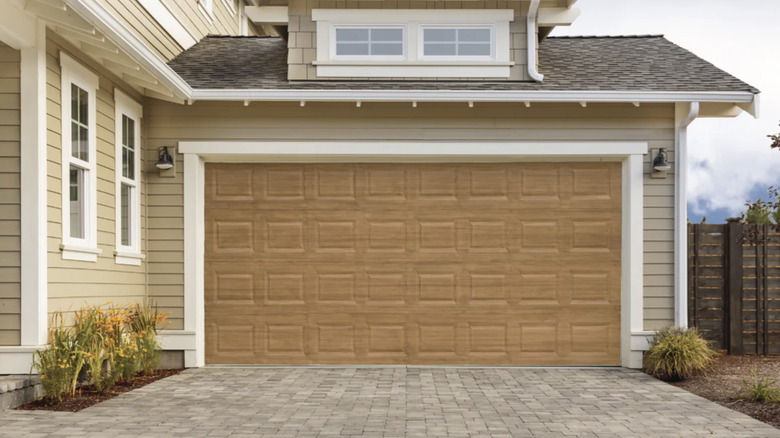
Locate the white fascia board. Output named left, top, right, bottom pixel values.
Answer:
left=538, top=7, right=581, bottom=26
left=63, top=0, right=192, bottom=99
left=188, top=89, right=757, bottom=104
left=312, top=9, right=514, bottom=22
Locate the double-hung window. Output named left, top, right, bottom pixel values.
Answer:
left=114, top=90, right=144, bottom=265
left=60, top=53, right=100, bottom=262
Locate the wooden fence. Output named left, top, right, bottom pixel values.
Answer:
left=688, top=221, right=780, bottom=355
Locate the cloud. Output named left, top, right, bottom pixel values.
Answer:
left=552, top=0, right=780, bottom=220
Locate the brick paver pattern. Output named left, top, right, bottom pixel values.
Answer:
left=0, top=367, right=777, bottom=437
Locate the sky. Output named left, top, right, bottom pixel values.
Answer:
left=550, top=0, right=780, bottom=223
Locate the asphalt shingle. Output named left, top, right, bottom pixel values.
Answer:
left=167, top=34, right=759, bottom=93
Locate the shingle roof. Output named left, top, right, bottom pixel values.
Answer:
left=167, top=35, right=759, bottom=93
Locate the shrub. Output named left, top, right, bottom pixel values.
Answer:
left=128, top=302, right=168, bottom=375
left=644, top=326, right=716, bottom=381
left=743, top=370, right=780, bottom=402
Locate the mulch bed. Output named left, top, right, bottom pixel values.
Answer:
left=16, top=369, right=183, bottom=412
left=669, top=355, right=780, bottom=428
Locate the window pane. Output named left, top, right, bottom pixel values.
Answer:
left=371, top=28, right=402, bottom=42
left=78, top=87, right=88, bottom=125
left=69, top=166, right=84, bottom=239
left=120, top=183, right=131, bottom=246
left=371, top=42, right=403, bottom=56
left=458, top=43, right=491, bottom=56
left=424, top=43, right=457, bottom=56
left=458, top=28, right=490, bottom=42
left=424, top=29, right=457, bottom=42
left=78, top=126, right=88, bottom=161
left=71, top=84, right=79, bottom=125
left=336, top=28, right=369, bottom=42
left=71, top=121, right=80, bottom=159
left=336, top=43, right=369, bottom=56
left=126, top=117, right=135, bottom=152
left=122, top=115, right=136, bottom=180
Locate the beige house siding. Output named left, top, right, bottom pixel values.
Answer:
left=144, top=100, right=677, bottom=331
left=0, top=42, right=21, bottom=346
left=97, top=0, right=245, bottom=62
left=288, top=0, right=529, bottom=81
left=46, top=31, right=148, bottom=319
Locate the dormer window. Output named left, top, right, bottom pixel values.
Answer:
left=335, top=27, right=405, bottom=58
left=312, top=9, right=513, bottom=78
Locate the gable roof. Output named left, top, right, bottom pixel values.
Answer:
left=167, top=35, right=758, bottom=94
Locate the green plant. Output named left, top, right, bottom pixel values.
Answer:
left=128, top=302, right=168, bottom=375
left=742, top=370, right=780, bottom=402
left=644, top=326, right=716, bottom=381
left=741, top=186, right=780, bottom=225
left=32, top=313, right=86, bottom=402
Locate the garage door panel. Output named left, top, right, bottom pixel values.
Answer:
left=205, top=162, right=622, bottom=365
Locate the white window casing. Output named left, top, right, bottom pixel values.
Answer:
left=199, top=0, right=214, bottom=22
left=138, top=0, right=197, bottom=49
left=114, top=88, right=145, bottom=266
left=312, top=9, right=513, bottom=78
left=220, top=0, right=236, bottom=15
left=59, top=52, right=101, bottom=262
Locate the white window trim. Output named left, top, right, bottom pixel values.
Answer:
left=60, top=52, right=101, bottom=262
left=199, top=0, right=214, bottom=22
left=220, top=0, right=236, bottom=15
left=114, top=88, right=144, bottom=265
left=138, top=0, right=197, bottom=49
left=331, top=25, right=407, bottom=62
left=312, top=9, right=513, bottom=78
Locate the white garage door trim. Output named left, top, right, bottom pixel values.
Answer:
left=164, top=141, right=648, bottom=368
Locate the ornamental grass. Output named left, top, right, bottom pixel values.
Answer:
left=32, top=302, right=168, bottom=402
left=644, top=326, right=716, bottom=382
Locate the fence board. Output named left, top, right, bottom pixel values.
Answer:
left=689, top=222, right=780, bottom=354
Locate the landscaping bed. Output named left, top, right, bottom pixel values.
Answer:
left=670, top=355, right=780, bottom=428
left=16, top=369, right=183, bottom=412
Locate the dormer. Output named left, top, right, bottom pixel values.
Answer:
left=245, top=0, right=581, bottom=82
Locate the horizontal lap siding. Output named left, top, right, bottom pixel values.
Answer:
left=98, top=0, right=243, bottom=62
left=144, top=101, right=677, bottom=331
left=0, top=42, right=20, bottom=346
left=46, top=32, right=148, bottom=320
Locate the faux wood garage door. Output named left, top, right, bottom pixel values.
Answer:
left=205, top=162, right=622, bottom=365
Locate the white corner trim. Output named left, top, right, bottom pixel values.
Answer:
left=180, top=141, right=647, bottom=368
left=159, top=330, right=197, bottom=350
left=621, top=154, right=644, bottom=368
left=0, top=346, right=44, bottom=374
left=631, top=331, right=656, bottom=351
left=137, top=0, right=197, bottom=49
left=183, top=154, right=205, bottom=368
left=178, top=141, right=649, bottom=159
left=20, top=20, right=48, bottom=347
left=527, top=0, right=544, bottom=82
left=674, top=102, right=699, bottom=328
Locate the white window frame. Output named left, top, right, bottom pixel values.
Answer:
left=60, top=52, right=101, bottom=262
left=198, top=0, right=214, bottom=22
left=331, top=25, right=407, bottom=61
left=312, top=9, right=513, bottom=78
left=114, top=89, right=145, bottom=266
left=418, top=25, right=495, bottom=61
left=220, top=0, right=236, bottom=15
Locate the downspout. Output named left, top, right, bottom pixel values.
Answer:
left=675, top=102, right=699, bottom=328
left=527, top=0, right=544, bottom=82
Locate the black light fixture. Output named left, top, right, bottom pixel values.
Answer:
left=156, top=146, right=174, bottom=170
left=653, top=148, right=671, bottom=172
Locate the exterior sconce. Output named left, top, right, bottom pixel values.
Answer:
left=156, top=146, right=175, bottom=177
left=651, top=148, right=671, bottom=179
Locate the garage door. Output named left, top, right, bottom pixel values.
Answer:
left=205, top=162, right=622, bottom=365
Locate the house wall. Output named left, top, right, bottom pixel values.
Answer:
left=96, top=0, right=247, bottom=62
left=45, top=31, right=148, bottom=320
left=0, top=42, right=21, bottom=346
left=288, top=0, right=530, bottom=81
left=143, top=100, right=677, bottom=331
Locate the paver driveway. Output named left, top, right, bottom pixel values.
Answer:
left=1, top=367, right=777, bottom=437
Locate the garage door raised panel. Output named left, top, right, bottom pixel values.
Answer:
left=205, top=162, right=622, bottom=365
